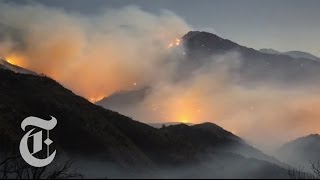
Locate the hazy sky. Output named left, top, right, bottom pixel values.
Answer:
left=7, top=0, right=320, bottom=56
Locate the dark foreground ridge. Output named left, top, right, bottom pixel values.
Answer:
left=0, top=67, right=289, bottom=178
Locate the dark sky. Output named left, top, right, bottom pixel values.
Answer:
left=7, top=0, right=320, bottom=56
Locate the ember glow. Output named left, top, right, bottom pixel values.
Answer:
left=89, top=96, right=105, bottom=103
left=168, top=38, right=182, bottom=48
left=179, top=118, right=189, bottom=124
left=4, top=54, right=26, bottom=67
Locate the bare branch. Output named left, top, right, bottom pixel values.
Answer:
left=0, top=154, right=83, bottom=179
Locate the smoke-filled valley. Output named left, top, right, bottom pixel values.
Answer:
left=1, top=1, right=320, bottom=179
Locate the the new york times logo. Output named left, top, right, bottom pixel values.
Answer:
left=19, top=116, right=57, bottom=167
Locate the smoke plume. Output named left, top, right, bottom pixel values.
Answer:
left=0, top=2, right=191, bottom=101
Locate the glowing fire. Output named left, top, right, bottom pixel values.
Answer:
left=168, top=38, right=182, bottom=48
left=175, top=39, right=181, bottom=46
left=179, top=115, right=190, bottom=124
left=89, top=96, right=105, bottom=103
left=161, top=96, right=205, bottom=124
left=4, top=54, right=26, bottom=67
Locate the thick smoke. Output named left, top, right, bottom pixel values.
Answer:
left=0, top=2, right=191, bottom=101
left=1, top=2, right=320, bottom=152
left=113, top=51, right=320, bottom=151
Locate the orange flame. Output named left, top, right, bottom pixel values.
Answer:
left=4, top=54, right=26, bottom=67
left=168, top=38, right=182, bottom=48
left=89, top=96, right=105, bottom=103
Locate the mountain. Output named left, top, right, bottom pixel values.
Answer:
left=96, top=87, right=150, bottom=111
left=161, top=123, right=285, bottom=167
left=0, top=58, right=36, bottom=75
left=0, top=68, right=155, bottom=168
left=0, top=67, right=289, bottom=178
left=148, top=122, right=193, bottom=128
left=260, top=49, right=320, bottom=61
left=284, top=51, right=320, bottom=61
left=276, top=134, right=320, bottom=170
left=182, top=31, right=320, bottom=84
left=97, top=31, right=320, bottom=121
left=259, top=48, right=282, bottom=55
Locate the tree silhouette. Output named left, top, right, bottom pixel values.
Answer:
left=289, top=161, right=320, bottom=179
left=0, top=153, right=83, bottom=179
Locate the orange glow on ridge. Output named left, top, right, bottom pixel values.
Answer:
left=89, top=96, right=105, bottom=103
left=4, top=54, right=27, bottom=67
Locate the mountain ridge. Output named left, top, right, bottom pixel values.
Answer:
left=0, top=59, right=37, bottom=75
left=260, top=48, right=320, bottom=61
left=0, top=67, right=289, bottom=178
left=97, top=31, right=320, bottom=126
left=276, top=134, right=320, bottom=170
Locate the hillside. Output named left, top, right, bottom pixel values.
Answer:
left=0, top=59, right=36, bottom=75
left=260, top=49, right=320, bottom=61
left=96, top=87, right=150, bottom=111
left=181, top=31, right=320, bottom=84
left=276, top=134, right=320, bottom=170
left=161, top=123, right=284, bottom=167
left=0, top=67, right=289, bottom=178
left=98, top=31, right=320, bottom=114
left=0, top=68, right=155, bottom=168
